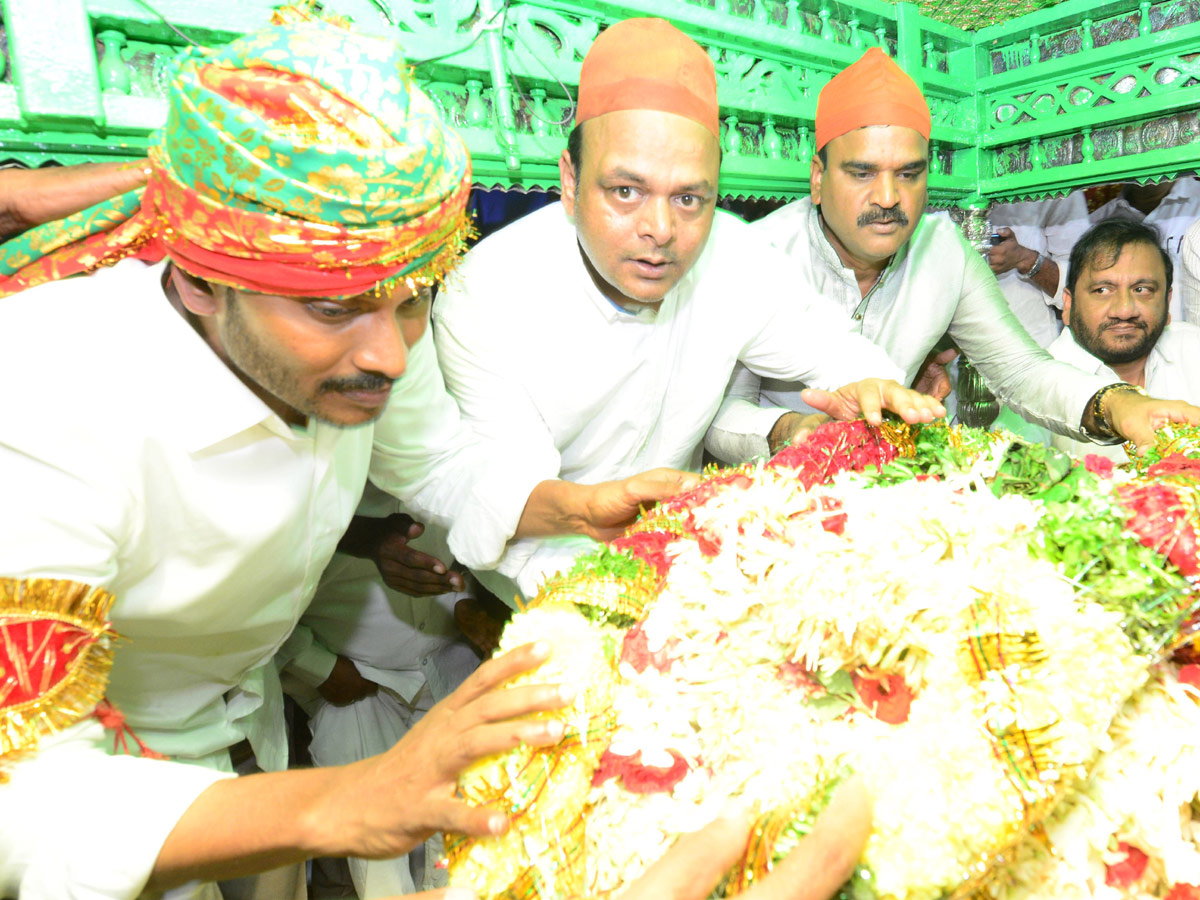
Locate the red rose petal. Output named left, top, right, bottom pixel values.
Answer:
left=852, top=672, right=913, bottom=724
left=1105, top=843, right=1149, bottom=888
left=591, top=748, right=689, bottom=794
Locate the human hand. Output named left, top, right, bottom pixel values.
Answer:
left=1107, top=392, right=1200, bottom=453
left=801, top=379, right=946, bottom=427
left=314, top=642, right=571, bottom=861
left=0, top=161, right=150, bottom=239
left=383, top=774, right=871, bottom=900
left=985, top=227, right=1038, bottom=275
left=454, top=595, right=508, bottom=658
left=341, top=513, right=464, bottom=596
left=579, top=469, right=702, bottom=542
left=768, top=412, right=832, bottom=455
left=317, top=655, right=379, bottom=707
left=910, top=348, right=959, bottom=401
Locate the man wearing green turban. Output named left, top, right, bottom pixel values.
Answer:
left=0, top=13, right=709, bottom=898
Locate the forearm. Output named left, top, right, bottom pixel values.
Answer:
left=513, top=479, right=596, bottom=541
left=1030, top=257, right=1060, bottom=299
left=151, top=767, right=343, bottom=891
left=0, top=161, right=148, bottom=238
left=335, top=514, right=381, bottom=559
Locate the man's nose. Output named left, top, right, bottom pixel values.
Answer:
left=869, top=174, right=899, bottom=210
left=355, top=314, right=409, bottom=380
left=637, top=197, right=673, bottom=245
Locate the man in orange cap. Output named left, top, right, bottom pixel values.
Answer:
left=434, top=18, right=946, bottom=600
left=707, top=47, right=1200, bottom=463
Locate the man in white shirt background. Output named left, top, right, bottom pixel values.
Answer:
left=1049, top=219, right=1200, bottom=462
left=709, top=46, right=1200, bottom=467
left=432, top=17, right=947, bottom=601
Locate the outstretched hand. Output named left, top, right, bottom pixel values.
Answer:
left=315, top=641, right=572, bottom=861
left=1108, top=392, right=1200, bottom=453
left=802, top=378, right=946, bottom=427
left=580, top=468, right=703, bottom=542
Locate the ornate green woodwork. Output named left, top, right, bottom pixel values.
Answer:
left=0, top=0, right=1195, bottom=206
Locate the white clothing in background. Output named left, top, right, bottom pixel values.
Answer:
left=988, top=191, right=1090, bottom=346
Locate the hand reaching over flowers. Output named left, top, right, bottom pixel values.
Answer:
left=801, top=378, right=946, bottom=427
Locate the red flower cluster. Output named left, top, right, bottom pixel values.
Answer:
left=657, top=471, right=753, bottom=517
left=591, top=747, right=690, bottom=794
left=767, top=421, right=900, bottom=490
left=1149, top=455, right=1200, bottom=479
left=852, top=672, right=913, bottom=724
left=1116, top=481, right=1200, bottom=576
left=1105, top=842, right=1148, bottom=888
left=621, top=621, right=677, bottom=674
left=1084, top=454, right=1115, bottom=478
left=609, top=531, right=678, bottom=580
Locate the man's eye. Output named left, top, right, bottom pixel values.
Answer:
left=678, top=194, right=698, bottom=208
left=310, top=303, right=353, bottom=319
left=614, top=186, right=637, bottom=200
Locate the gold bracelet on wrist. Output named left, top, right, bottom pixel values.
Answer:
left=1087, top=383, right=1146, bottom=442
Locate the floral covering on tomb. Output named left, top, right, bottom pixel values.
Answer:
left=446, top=421, right=1200, bottom=900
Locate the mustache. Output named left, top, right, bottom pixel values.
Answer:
left=320, top=374, right=394, bottom=394
left=858, top=206, right=909, bottom=227
left=1101, top=319, right=1147, bottom=332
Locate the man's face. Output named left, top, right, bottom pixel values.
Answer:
left=559, top=109, right=720, bottom=307
left=209, top=280, right=431, bottom=427
left=811, top=125, right=928, bottom=268
left=1064, top=241, right=1170, bottom=367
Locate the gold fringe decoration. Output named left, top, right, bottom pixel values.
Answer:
left=0, top=578, right=117, bottom=781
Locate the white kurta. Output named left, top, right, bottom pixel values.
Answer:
left=1046, top=324, right=1200, bottom=462
left=1090, top=177, right=1200, bottom=325
left=433, top=202, right=905, bottom=596
left=1183, top=219, right=1200, bottom=327
left=988, top=192, right=1090, bottom=346
left=710, top=198, right=1113, bottom=458
left=0, top=259, right=529, bottom=899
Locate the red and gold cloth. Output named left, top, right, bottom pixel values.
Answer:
left=0, top=579, right=116, bottom=781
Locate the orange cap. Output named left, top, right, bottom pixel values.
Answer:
left=815, top=48, right=931, bottom=151
left=575, top=18, right=719, bottom=138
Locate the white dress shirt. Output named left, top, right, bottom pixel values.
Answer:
left=710, top=198, right=1113, bottom=457
left=1046, top=323, right=1200, bottom=462
left=0, top=258, right=531, bottom=899
left=1090, top=177, right=1200, bottom=325
left=433, top=202, right=905, bottom=595
left=1183, top=219, right=1200, bottom=327
left=988, top=192, right=1090, bottom=345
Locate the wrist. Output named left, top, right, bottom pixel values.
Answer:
left=1083, top=383, right=1146, bottom=442
left=1018, top=250, right=1045, bottom=280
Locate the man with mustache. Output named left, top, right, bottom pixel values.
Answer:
left=1047, top=219, right=1200, bottom=462
left=432, top=18, right=946, bottom=600
left=0, top=15, right=750, bottom=898
left=706, top=48, right=1200, bottom=464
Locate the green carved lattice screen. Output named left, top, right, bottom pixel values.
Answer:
left=0, top=0, right=1195, bottom=207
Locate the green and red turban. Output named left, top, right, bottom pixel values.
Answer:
left=0, top=13, right=472, bottom=298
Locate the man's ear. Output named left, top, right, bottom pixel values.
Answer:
left=558, top=149, right=577, bottom=220
left=1061, top=289, right=1073, bottom=328
left=810, top=152, right=824, bottom=205
left=170, top=267, right=220, bottom=317
left=1167, top=288, right=1173, bottom=325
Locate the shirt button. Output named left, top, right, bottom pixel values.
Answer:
left=854, top=314, right=863, bottom=320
